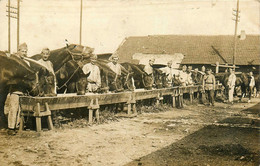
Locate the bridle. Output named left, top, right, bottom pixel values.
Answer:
left=26, top=72, right=40, bottom=96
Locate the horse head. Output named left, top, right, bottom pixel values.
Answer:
left=142, top=72, right=154, bottom=90
left=121, top=64, right=135, bottom=91
left=153, top=69, right=164, bottom=89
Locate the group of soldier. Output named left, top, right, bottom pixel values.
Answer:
left=3, top=43, right=256, bottom=135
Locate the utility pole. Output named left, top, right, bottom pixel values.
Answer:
left=232, top=0, right=240, bottom=65
left=7, top=0, right=11, bottom=52
left=6, top=0, right=19, bottom=52
left=17, top=0, right=20, bottom=51
left=79, top=0, right=83, bottom=45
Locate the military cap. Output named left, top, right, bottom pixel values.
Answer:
left=90, top=54, right=97, bottom=60
left=41, top=47, right=50, bottom=54
left=149, top=58, right=155, bottom=62
left=18, top=43, right=28, bottom=50
left=111, top=54, right=119, bottom=60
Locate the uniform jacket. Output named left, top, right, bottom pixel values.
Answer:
left=82, top=63, right=101, bottom=87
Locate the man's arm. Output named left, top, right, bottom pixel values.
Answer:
left=213, top=75, right=216, bottom=90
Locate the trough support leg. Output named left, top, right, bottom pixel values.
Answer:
left=36, top=103, right=42, bottom=132
left=190, top=92, right=193, bottom=103
left=47, top=115, right=53, bottom=130
left=45, top=103, right=53, bottom=130
left=36, top=117, right=42, bottom=132
left=96, top=109, right=100, bottom=123
left=172, top=95, right=176, bottom=108
left=132, top=103, right=137, bottom=114
left=127, top=103, right=131, bottom=115
left=89, top=109, right=93, bottom=124
left=19, top=115, right=24, bottom=132
left=179, top=89, right=184, bottom=108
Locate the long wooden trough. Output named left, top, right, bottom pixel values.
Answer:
left=19, top=84, right=222, bottom=132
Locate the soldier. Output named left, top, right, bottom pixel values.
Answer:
left=82, top=54, right=101, bottom=93
left=248, top=71, right=255, bottom=103
left=198, top=66, right=207, bottom=104
left=203, top=68, right=216, bottom=106
left=179, top=65, right=188, bottom=86
left=161, top=60, right=174, bottom=87
left=144, top=58, right=155, bottom=75
left=187, top=66, right=193, bottom=85
left=4, top=43, right=30, bottom=135
left=191, top=68, right=199, bottom=85
left=228, top=68, right=236, bottom=104
left=13, top=42, right=30, bottom=66
left=107, top=54, right=122, bottom=76
left=37, top=47, right=57, bottom=94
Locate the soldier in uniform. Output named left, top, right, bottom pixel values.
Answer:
left=82, top=54, right=101, bottom=93
left=248, top=71, right=255, bottom=103
left=144, top=58, right=155, bottom=75
left=107, top=54, right=122, bottom=76
left=4, top=43, right=30, bottom=135
left=161, top=60, right=174, bottom=87
left=187, top=66, right=193, bottom=86
left=203, top=68, right=216, bottom=106
left=228, top=68, right=236, bottom=104
left=179, top=65, right=188, bottom=86
left=37, top=47, right=57, bottom=95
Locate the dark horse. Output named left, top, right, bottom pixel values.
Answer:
left=0, top=51, right=55, bottom=128
left=55, top=59, right=90, bottom=95
left=121, top=63, right=154, bottom=90
left=32, top=44, right=94, bottom=94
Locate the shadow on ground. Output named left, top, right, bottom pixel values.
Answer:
left=125, top=103, right=260, bottom=166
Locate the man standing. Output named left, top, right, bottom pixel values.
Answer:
left=179, top=65, right=188, bottom=86
left=248, top=71, right=255, bottom=103
left=161, top=60, right=174, bottom=87
left=203, top=68, right=216, bottom=106
left=82, top=54, right=101, bottom=93
left=4, top=43, right=30, bottom=135
left=191, top=68, right=199, bottom=85
left=144, top=58, right=155, bottom=75
left=228, top=68, right=236, bottom=104
left=107, top=54, right=122, bottom=76
left=187, top=66, right=193, bottom=86
left=37, top=47, right=57, bottom=95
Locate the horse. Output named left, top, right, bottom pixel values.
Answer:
left=31, top=44, right=94, bottom=71
left=0, top=51, right=55, bottom=128
left=121, top=63, right=154, bottom=90
left=55, top=59, right=90, bottom=95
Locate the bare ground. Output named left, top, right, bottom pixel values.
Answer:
left=0, top=97, right=259, bottom=166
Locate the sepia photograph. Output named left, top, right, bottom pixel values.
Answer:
left=0, top=0, right=259, bottom=165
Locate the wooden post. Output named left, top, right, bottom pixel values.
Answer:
left=127, top=103, right=131, bottom=115
left=190, top=89, right=193, bottom=103
left=45, top=103, right=53, bottom=130
left=79, top=0, right=83, bottom=45
left=17, top=0, right=20, bottom=51
left=179, top=88, right=184, bottom=108
left=8, top=0, right=11, bottom=53
left=172, top=94, right=176, bottom=108
left=216, top=61, right=219, bottom=73
left=233, top=0, right=240, bottom=65
left=96, top=109, right=100, bottom=123
left=19, top=115, right=24, bottom=132
left=132, top=103, right=137, bottom=114
left=89, top=109, right=93, bottom=123
left=36, top=103, right=42, bottom=132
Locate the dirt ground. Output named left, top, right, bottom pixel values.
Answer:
left=0, top=97, right=259, bottom=166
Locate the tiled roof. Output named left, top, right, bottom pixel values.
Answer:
left=116, top=35, right=260, bottom=65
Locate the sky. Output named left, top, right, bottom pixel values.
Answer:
left=0, top=0, right=259, bottom=56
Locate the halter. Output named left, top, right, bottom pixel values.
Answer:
left=26, top=72, right=40, bottom=96
left=66, top=49, right=84, bottom=62
left=57, top=65, right=80, bottom=91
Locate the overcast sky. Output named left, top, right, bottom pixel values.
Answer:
left=0, top=0, right=259, bottom=56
